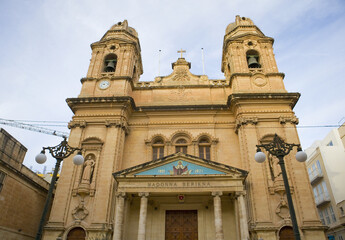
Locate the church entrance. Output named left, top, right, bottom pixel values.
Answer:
left=279, top=226, right=294, bottom=240
left=165, top=210, right=198, bottom=240
left=66, top=227, right=86, bottom=240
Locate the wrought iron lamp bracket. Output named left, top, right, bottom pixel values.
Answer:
left=256, top=134, right=300, bottom=158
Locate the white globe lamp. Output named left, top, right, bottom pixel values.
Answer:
left=254, top=151, right=266, bottom=163
left=35, top=151, right=47, bottom=164
left=73, top=152, right=84, bottom=165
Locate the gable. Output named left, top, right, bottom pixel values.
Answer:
left=113, top=152, right=248, bottom=179
left=135, top=160, right=226, bottom=176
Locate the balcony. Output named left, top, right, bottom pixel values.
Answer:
left=309, top=169, right=323, bottom=185
left=316, top=193, right=331, bottom=207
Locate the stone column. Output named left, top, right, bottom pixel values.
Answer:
left=113, top=192, right=126, bottom=240
left=212, top=191, right=224, bottom=240
left=137, top=192, right=149, bottom=240
left=237, top=192, right=249, bottom=240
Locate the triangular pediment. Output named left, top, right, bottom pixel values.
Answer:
left=113, top=152, right=247, bottom=179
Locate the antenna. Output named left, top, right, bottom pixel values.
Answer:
left=158, top=50, right=161, bottom=76
left=201, top=48, right=205, bottom=75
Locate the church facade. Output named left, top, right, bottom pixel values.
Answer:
left=43, top=16, right=326, bottom=240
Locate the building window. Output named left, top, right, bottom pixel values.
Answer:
left=327, top=141, right=333, bottom=146
left=340, top=207, right=344, bottom=216
left=246, top=50, right=261, bottom=68
left=175, top=138, right=187, bottom=154
left=198, top=138, right=211, bottom=160
left=324, top=208, right=331, bottom=224
left=322, top=181, right=329, bottom=198
left=329, top=206, right=336, bottom=222
left=152, top=139, right=164, bottom=160
left=316, top=160, right=321, bottom=171
left=0, top=171, right=5, bottom=193
left=104, top=54, right=117, bottom=72
left=319, top=210, right=325, bottom=225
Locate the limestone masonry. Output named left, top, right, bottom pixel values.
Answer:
left=43, top=16, right=326, bottom=240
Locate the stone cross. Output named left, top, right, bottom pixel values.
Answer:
left=177, top=49, right=186, bottom=58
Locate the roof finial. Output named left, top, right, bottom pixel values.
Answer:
left=177, top=49, right=186, bottom=58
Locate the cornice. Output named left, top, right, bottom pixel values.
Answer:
left=80, top=76, right=132, bottom=83
left=137, top=104, right=228, bottom=111
left=66, top=96, right=136, bottom=113
left=133, top=82, right=229, bottom=90
left=227, top=92, right=300, bottom=109
left=229, top=72, right=285, bottom=83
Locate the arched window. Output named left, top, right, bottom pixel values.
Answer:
left=67, top=227, right=86, bottom=240
left=246, top=50, right=261, bottom=68
left=152, top=138, right=164, bottom=160
left=198, top=138, right=211, bottom=160
left=104, top=54, right=117, bottom=72
left=175, top=138, right=187, bottom=154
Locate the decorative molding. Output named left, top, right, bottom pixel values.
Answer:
left=275, top=198, right=290, bottom=220
left=172, top=69, right=189, bottom=81
left=72, top=202, right=89, bottom=221
left=212, top=191, right=223, bottom=197
left=235, top=116, right=258, bottom=133
left=115, top=192, right=126, bottom=198
left=279, top=116, right=299, bottom=125
left=169, top=130, right=193, bottom=143
left=105, top=118, right=129, bottom=134
left=138, top=192, right=149, bottom=197
left=68, top=120, right=86, bottom=129
left=228, top=92, right=300, bottom=109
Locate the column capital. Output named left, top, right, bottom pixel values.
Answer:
left=138, top=192, right=149, bottom=198
left=235, top=191, right=246, bottom=197
left=212, top=191, right=223, bottom=197
left=115, top=192, right=126, bottom=198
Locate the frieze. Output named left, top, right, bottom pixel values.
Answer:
left=147, top=181, right=211, bottom=188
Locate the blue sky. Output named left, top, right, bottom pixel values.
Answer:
left=0, top=0, right=344, bottom=172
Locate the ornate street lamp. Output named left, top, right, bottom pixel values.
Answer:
left=34, top=137, right=84, bottom=240
left=255, top=134, right=307, bottom=240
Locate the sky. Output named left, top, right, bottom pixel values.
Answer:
left=0, top=0, right=344, bottom=173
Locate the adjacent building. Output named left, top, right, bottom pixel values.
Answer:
left=42, top=16, right=326, bottom=240
left=306, top=127, right=345, bottom=240
left=0, top=128, right=50, bottom=240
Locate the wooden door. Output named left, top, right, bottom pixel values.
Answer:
left=279, top=226, right=294, bottom=240
left=67, top=227, right=86, bottom=240
left=165, top=210, right=198, bottom=240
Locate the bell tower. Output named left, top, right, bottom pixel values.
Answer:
left=79, top=20, right=143, bottom=98
left=222, top=15, right=286, bottom=93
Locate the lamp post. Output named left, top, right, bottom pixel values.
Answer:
left=34, top=137, right=84, bottom=240
left=254, top=134, right=307, bottom=240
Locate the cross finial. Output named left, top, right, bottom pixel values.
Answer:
left=177, top=48, right=186, bottom=58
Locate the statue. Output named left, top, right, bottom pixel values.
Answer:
left=81, top=155, right=95, bottom=184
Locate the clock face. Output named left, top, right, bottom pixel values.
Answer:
left=99, top=80, right=110, bottom=89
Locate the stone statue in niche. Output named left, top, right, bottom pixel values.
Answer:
left=81, top=154, right=95, bottom=184
left=268, top=153, right=282, bottom=182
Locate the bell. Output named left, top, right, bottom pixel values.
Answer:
left=105, top=60, right=116, bottom=72
left=247, top=55, right=261, bottom=68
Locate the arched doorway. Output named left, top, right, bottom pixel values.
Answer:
left=279, top=226, right=294, bottom=240
left=67, top=227, right=86, bottom=240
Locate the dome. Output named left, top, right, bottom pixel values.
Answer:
left=109, top=20, right=138, bottom=37
left=225, top=15, right=255, bottom=35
